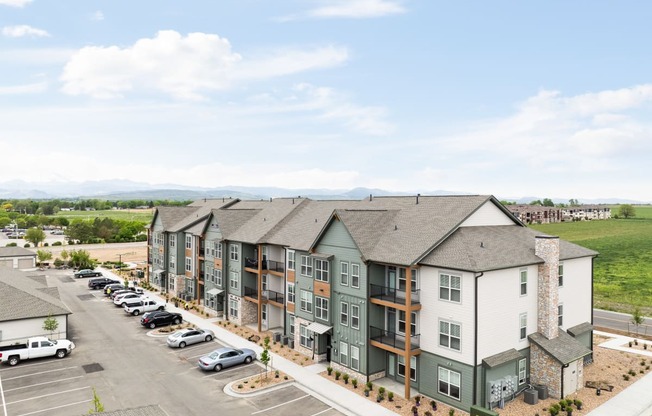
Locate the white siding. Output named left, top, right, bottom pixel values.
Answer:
left=460, top=201, right=515, bottom=227
left=477, top=267, right=538, bottom=362
left=558, top=257, right=593, bottom=330
left=419, top=266, right=475, bottom=365
left=0, top=315, right=68, bottom=346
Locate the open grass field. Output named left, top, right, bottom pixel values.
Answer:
left=530, top=205, right=652, bottom=316
left=54, top=208, right=154, bottom=223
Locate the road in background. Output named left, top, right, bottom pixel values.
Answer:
left=593, top=309, right=652, bottom=337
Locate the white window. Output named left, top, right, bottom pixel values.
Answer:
left=398, top=267, right=418, bottom=292
left=340, top=262, right=349, bottom=286
left=440, top=273, right=461, bottom=302
left=169, top=234, right=176, bottom=248
left=351, top=345, right=360, bottom=371
left=301, top=255, right=313, bottom=277
left=287, top=283, right=295, bottom=304
left=520, top=269, right=527, bottom=296
left=558, top=263, right=564, bottom=287
left=351, top=263, right=360, bottom=288
left=289, top=315, right=295, bottom=335
left=399, top=310, right=417, bottom=335
left=518, top=358, right=527, bottom=384
left=216, top=242, right=222, bottom=259
left=351, top=304, right=360, bottom=329
left=519, top=313, right=527, bottom=340
left=439, top=320, right=461, bottom=351
left=340, top=302, right=348, bottom=326
left=214, top=269, right=222, bottom=286
left=230, top=244, right=239, bottom=261
left=300, top=324, right=312, bottom=348
left=315, top=259, right=329, bottom=282
left=185, top=234, right=192, bottom=249
left=315, top=296, right=329, bottom=320
left=205, top=241, right=212, bottom=257
left=185, top=257, right=192, bottom=272
left=169, top=255, right=176, bottom=270
left=558, top=304, right=563, bottom=326
left=398, top=355, right=416, bottom=381
left=300, top=290, right=313, bottom=313
left=287, top=250, right=295, bottom=271
left=229, top=299, right=238, bottom=318
left=438, top=367, right=461, bottom=400
left=230, top=271, right=239, bottom=290
left=340, top=341, right=348, bottom=365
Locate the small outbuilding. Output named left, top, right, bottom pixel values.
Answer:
left=0, top=246, right=37, bottom=269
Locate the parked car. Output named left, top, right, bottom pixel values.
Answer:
left=113, top=292, right=146, bottom=307
left=140, top=311, right=182, bottom=329
left=0, top=337, right=75, bottom=366
left=103, top=283, right=126, bottom=295
left=197, top=347, right=256, bottom=372
left=166, top=328, right=215, bottom=348
left=124, top=299, right=165, bottom=316
left=74, top=269, right=102, bottom=278
left=88, top=277, right=120, bottom=290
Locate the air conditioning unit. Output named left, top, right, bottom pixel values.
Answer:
left=288, top=339, right=294, bottom=349
left=282, top=336, right=289, bottom=345
left=273, top=332, right=281, bottom=342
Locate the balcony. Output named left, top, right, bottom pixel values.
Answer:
left=244, top=286, right=285, bottom=305
left=245, top=257, right=260, bottom=269
left=370, top=326, right=420, bottom=351
left=244, top=258, right=285, bottom=273
left=370, top=284, right=420, bottom=305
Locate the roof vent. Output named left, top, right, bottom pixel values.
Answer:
left=394, top=225, right=398, bottom=230
left=480, top=242, right=484, bottom=248
left=370, top=194, right=373, bottom=202
left=416, top=193, right=420, bottom=205
left=315, top=219, right=318, bottom=223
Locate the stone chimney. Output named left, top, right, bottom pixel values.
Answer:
left=535, top=235, right=560, bottom=339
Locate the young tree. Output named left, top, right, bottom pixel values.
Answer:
left=88, top=388, right=105, bottom=413
left=618, top=204, right=636, bottom=219
left=61, top=249, right=70, bottom=267
left=37, top=249, right=53, bottom=266
left=631, top=307, right=644, bottom=337
left=69, top=249, right=95, bottom=270
left=43, top=313, right=59, bottom=337
left=260, top=336, right=271, bottom=379
left=25, top=227, right=46, bottom=247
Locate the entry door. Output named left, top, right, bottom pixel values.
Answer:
left=563, top=360, right=578, bottom=396
left=387, top=308, right=397, bottom=334
left=388, top=353, right=395, bottom=377
left=388, top=267, right=397, bottom=293
left=261, top=304, right=268, bottom=327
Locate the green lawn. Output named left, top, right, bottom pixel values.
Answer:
left=530, top=206, right=652, bottom=315
left=54, top=209, right=153, bottom=223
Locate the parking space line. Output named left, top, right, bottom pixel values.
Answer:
left=1, top=373, right=8, bottom=416
left=200, top=366, right=254, bottom=378
left=251, top=394, right=310, bottom=414
left=15, top=399, right=92, bottom=416
left=310, top=408, right=333, bottom=416
left=3, top=367, right=78, bottom=381
left=0, top=358, right=72, bottom=372
left=5, top=376, right=84, bottom=392
left=6, top=386, right=89, bottom=405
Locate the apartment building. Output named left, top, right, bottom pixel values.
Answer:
left=147, top=195, right=596, bottom=412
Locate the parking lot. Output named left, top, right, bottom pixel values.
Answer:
left=0, top=269, right=345, bottom=416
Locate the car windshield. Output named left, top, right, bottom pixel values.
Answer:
left=170, top=331, right=183, bottom=338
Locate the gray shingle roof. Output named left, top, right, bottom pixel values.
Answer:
left=167, top=199, right=237, bottom=232
left=567, top=322, right=593, bottom=337
left=0, top=269, right=72, bottom=322
left=0, top=246, right=36, bottom=258
left=482, top=348, right=525, bottom=368
left=420, top=225, right=598, bottom=272
left=153, top=206, right=198, bottom=229
left=222, top=198, right=307, bottom=244
left=528, top=330, right=592, bottom=365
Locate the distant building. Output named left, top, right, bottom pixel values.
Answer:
left=0, top=247, right=36, bottom=269
left=507, top=205, right=612, bottom=224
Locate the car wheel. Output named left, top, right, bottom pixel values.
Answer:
left=121, top=302, right=127, bottom=307
left=214, top=364, right=222, bottom=372
left=133, top=310, right=140, bottom=316
left=149, top=322, right=156, bottom=329
left=179, top=342, right=186, bottom=348
left=8, top=356, right=19, bottom=366
left=158, top=306, right=164, bottom=311
left=173, top=318, right=181, bottom=325
left=205, top=335, right=212, bottom=342
left=56, top=349, right=66, bottom=359
left=245, top=356, right=253, bottom=364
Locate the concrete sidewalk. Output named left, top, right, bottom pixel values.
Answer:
left=140, top=289, right=398, bottom=416
left=586, top=331, right=652, bottom=416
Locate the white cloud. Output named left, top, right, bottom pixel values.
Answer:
left=0, top=0, right=32, bottom=7
left=0, top=48, right=75, bottom=64
left=0, top=81, right=47, bottom=94
left=2, top=25, right=50, bottom=38
left=91, top=10, right=104, bottom=21
left=279, top=0, right=405, bottom=20
left=60, top=30, right=347, bottom=100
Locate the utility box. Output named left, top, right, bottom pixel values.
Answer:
left=273, top=332, right=281, bottom=342
left=535, top=384, right=549, bottom=400
left=282, top=336, right=289, bottom=345
left=524, top=389, right=538, bottom=405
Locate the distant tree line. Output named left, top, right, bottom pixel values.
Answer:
left=0, top=198, right=191, bottom=215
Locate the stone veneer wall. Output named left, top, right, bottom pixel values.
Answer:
left=530, top=343, right=561, bottom=398
left=239, top=297, right=258, bottom=326
left=331, top=362, right=368, bottom=383
left=535, top=236, right=560, bottom=340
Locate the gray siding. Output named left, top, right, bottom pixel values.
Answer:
left=295, top=250, right=315, bottom=322
left=420, top=350, right=475, bottom=411
left=228, top=242, right=242, bottom=297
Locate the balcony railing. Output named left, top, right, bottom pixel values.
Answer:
left=244, top=286, right=285, bottom=304
left=244, top=258, right=285, bottom=273
left=370, top=326, right=420, bottom=350
left=370, top=284, right=420, bottom=305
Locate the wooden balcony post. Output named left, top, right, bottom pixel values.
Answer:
left=257, top=244, right=263, bottom=333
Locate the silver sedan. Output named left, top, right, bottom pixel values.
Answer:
left=197, top=347, right=256, bottom=372
left=166, top=328, right=215, bottom=348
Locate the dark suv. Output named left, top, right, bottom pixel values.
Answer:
left=140, top=311, right=182, bottom=329
left=88, top=277, right=120, bottom=290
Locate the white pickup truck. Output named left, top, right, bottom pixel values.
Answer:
left=0, top=337, right=75, bottom=366
left=124, top=299, right=166, bottom=316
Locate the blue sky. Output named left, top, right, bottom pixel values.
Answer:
left=1, top=0, right=650, bottom=202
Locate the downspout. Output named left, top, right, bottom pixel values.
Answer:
left=590, top=256, right=595, bottom=353
left=365, top=262, right=371, bottom=381
left=404, top=266, right=413, bottom=400
left=257, top=244, right=263, bottom=333
left=473, top=271, right=484, bottom=406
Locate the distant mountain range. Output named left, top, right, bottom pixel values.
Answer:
left=0, top=179, right=645, bottom=204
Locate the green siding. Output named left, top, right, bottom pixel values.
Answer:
left=574, top=331, right=591, bottom=349
left=228, top=242, right=242, bottom=297
left=295, top=250, right=315, bottom=322
left=419, top=351, right=475, bottom=411
left=333, top=293, right=367, bottom=372
left=480, top=348, right=529, bottom=408
left=319, top=219, right=357, bottom=249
